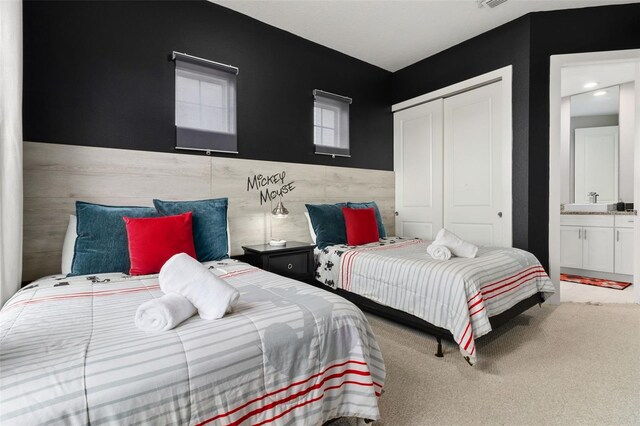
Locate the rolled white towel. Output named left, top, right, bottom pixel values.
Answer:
left=433, top=228, right=478, bottom=258
left=135, top=293, right=196, bottom=332
left=159, top=253, right=240, bottom=320
left=427, top=244, right=452, bottom=261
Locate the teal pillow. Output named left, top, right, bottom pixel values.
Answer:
left=305, top=203, right=347, bottom=249
left=347, top=201, right=386, bottom=238
left=153, top=198, right=229, bottom=262
left=70, top=201, right=157, bottom=276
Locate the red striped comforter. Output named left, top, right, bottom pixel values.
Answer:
left=316, top=238, right=555, bottom=364
left=1, top=260, right=385, bottom=425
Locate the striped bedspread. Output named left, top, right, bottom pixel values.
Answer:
left=0, top=260, right=385, bottom=425
left=316, top=238, right=555, bottom=364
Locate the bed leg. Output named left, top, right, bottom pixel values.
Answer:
left=435, top=337, right=444, bottom=358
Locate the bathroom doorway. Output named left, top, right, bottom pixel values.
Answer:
left=549, top=50, right=640, bottom=305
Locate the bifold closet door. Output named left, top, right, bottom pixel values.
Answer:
left=394, top=99, right=444, bottom=239
left=443, top=81, right=508, bottom=247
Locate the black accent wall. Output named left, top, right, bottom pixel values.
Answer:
left=22, top=0, right=393, bottom=170
left=393, top=15, right=532, bottom=253
left=393, top=3, right=640, bottom=269
left=23, top=1, right=640, bottom=269
left=525, top=4, right=640, bottom=270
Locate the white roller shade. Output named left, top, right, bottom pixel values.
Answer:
left=173, top=52, right=238, bottom=153
left=313, top=90, right=351, bottom=157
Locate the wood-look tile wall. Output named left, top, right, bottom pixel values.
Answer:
left=23, top=142, right=395, bottom=281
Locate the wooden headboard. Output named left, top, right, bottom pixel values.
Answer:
left=23, top=142, right=395, bottom=281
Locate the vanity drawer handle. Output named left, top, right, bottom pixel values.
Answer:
left=617, top=231, right=619, bottom=242
left=578, top=229, right=581, bottom=239
left=287, top=263, right=293, bottom=270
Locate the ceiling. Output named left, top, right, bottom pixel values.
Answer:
left=561, top=61, right=637, bottom=97
left=211, top=0, right=637, bottom=72
left=570, top=85, right=620, bottom=117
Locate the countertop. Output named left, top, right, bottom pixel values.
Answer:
left=560, top=210, right=636, bottom=216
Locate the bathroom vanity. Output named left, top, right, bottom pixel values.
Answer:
left=559, top=83, right=636, bottom=282
left=560, top=211, right=635, bottom=280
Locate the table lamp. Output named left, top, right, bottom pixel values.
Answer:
left=269, top=198, right=289, bottom=246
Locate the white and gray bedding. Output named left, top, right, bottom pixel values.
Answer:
left=0, top=260, right=385, bottom=425
left=316, top=238, right=555, bottom=364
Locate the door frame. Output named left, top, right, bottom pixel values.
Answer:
left=392, top=65, right=513, bottom=247
left=549, top=50, right=640, bottom=305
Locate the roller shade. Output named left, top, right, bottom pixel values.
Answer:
left=173, top=52, right=238, bottom=154
left=313, top=89, right=351, bottom=157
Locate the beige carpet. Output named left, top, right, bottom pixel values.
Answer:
left=333, top=303, right=640, bottom=426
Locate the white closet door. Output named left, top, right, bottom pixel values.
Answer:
left=443, top=81, right=509, bottom=247
left=394, top=99, right=444, bottom=239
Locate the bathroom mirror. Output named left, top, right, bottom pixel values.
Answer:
left=570, top=85, right=620, bottom=204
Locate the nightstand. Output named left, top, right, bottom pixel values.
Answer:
left=242, top=241, right=316, bottom=282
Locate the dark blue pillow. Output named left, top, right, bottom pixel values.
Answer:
left=70, top=201, right=157, bottom=276
left=347, top=201, right=386, bottom=238
left=305, top=203, right=347, bottom=249
left=153, top=198, right=229, bottom=262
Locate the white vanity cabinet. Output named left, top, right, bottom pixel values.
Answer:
left=560, top=214, right=633, bottom=276
left=560, top=223, right=614, bottom=273
left=560, top=226, right=583, bottom=268
left=582, top=227, right=614, bottom=272
left=614, top=216, right=635, bottom=275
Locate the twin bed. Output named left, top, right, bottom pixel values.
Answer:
left=315, top=238, right=554, bottom=364
left=1, top=261, right=384, bottom=425
left=1, top=199, right=554, bottom=425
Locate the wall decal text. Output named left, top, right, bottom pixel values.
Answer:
left=247, top=171, right=296, bottom=205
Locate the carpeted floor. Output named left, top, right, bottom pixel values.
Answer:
left=333, top=303, right=640, bottom=426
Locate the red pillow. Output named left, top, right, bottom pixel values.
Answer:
left=342, top=207, right=380, bottom=246
left=123, top=212, right=197, bottom=275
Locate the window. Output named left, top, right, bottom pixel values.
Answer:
left=173, top=52, right=238, bottom=153
left=313, top=90, right=351, bottom=157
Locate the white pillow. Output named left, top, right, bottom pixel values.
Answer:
left=304, top=212, right=317, bottom=244
left=61, top=215, right=77, bottom=275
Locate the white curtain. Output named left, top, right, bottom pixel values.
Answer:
left=0, top=0, right=23, bottom=305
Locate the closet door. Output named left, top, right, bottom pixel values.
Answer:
left=394, top=99, right=444, bottom=239
left=443, top=81, right=509, bottom=247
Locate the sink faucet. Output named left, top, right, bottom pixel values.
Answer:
left=587, top=192, right=599, bottom=204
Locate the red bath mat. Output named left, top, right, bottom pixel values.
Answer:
left=561, top=273, right=632, bottom=290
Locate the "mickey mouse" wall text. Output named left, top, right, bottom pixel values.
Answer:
left=246, top=171, right=296, bottom=205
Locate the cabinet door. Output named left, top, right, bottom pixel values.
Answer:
left=614, top=228, right=634, bottom=275
left=582, top=227, right=614, bottom=273
left=560, top=226, right=583, bottom=268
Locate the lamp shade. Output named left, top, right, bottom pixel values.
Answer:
left=271, top=200, right=289, bottom=218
